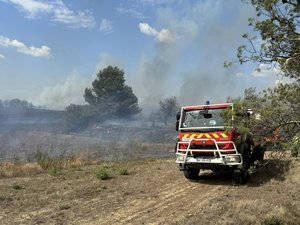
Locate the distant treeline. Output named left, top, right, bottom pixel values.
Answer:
left=0, top=98, right=34, bottom=110
left=0, top=98, right=65, bottom=131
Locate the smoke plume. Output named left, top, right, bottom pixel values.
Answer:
left=133, top=1, right=256, bottom=110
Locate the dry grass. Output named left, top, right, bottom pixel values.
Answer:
left=0, top=151, right=96, bottom=178
left=0, top=162, right=42, bottom=178
left=0, top=157, right=299, bottom=224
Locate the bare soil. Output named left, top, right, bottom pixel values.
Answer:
left=0, top=157, right=299, bottom=225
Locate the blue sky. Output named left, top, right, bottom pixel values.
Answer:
left=0, top=0, right=283, bottom=111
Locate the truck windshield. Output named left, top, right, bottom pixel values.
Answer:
left=181, top=108, right=227, bottom=130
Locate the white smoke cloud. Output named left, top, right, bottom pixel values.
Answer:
left=139, top=22, right=175, bottom=43
left=0, top=53, right=5, bottom=59
left=35, top=71, right=90, bottom=109
left=0, top=35, right=51, bottom=57
left=132, top=1, right=261, bottom=110
left=34, top=53, right=125, bottom=109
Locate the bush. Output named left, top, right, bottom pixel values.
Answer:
left=119, top=167, right=129, bottom=175
left=59, top=204, right=71, bottom=210
left=95, top=168, right=109, bottom=180
left=262, top=216, right=285, bottom=225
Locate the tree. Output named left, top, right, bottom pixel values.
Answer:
left=158, top=97, right=179, bottom=125
left=84, top=66, right=141, bottom=120
left=65, top=104, right=89, bottom=131
left=225, top=85, right=300, bottom=156
left=224, top=0, right=300, bottom=156
left=3, top=99, right=33, bottom=109
left=232, top=0, right=300, bottom=79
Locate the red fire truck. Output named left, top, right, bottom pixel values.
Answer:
left=175, top=102, right=262, bottom=183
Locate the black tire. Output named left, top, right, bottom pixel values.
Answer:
left=233, top=169, right=248, bottom=184
left=183, top=167, right=200, bottom=180
left=238, top=142, right=250, bottom=170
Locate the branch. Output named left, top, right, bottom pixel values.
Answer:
left=264, top=120, right=300, bottom=136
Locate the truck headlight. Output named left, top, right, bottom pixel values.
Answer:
left=177, top=156, right=185, bottom=161
left=225, top=155, right=241, bottom=163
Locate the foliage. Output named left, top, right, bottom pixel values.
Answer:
left=226, top=84, right=300, bottom=154
left=95, top=167, right=109, bottom=180
left=0, top=98, right=35, bottom=124
left=118, top=167, right=129, bottom=175
left=233, top=0, right=300, bottom=79
left=64, top=104, right=92, bottom=131
left=2, top=98, right=34, bottom=109
left=157, top=96, right=179, bottom=125
left=84, top=66, right=141, bottom=120
left=289, top=132, right=300, bottom=157
left=35, top=151, right=63, bottom=175
left=226, top=0, right=300, bottom=155
left=262, top=216, right=285, bottom=225
left=34, top=149, right=87, bottom=175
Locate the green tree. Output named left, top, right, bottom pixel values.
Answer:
left=227, top=85, right=300, bottom=156
left=232, top=0, right=300, bottom=79
left=158, top=97, right=179, bottom=125
left=65, top=104, right=87, bottom=131
left=84, top=66, right=141, bottom=120
left=225, top=0, right=300, bottom=156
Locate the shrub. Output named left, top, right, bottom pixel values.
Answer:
left=262, top=216, right=285, bottom=225
left=119, top=167, right=129, bottom=175
left=59, top=204, right=71, bottom=210
left=95, top=168, right=109, bottom=180
left=12, top=184, right=23, bottom=190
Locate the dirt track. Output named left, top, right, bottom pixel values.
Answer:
left=0, top=158, right=299, bottom=225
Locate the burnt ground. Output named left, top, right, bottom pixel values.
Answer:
left=0, top=157, right=299, bottom=225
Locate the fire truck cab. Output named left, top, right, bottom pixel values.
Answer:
left=175, top=102, right=253, bottom=183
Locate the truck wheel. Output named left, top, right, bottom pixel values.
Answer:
left=233, top=169, right=248, bottom=184
left=239, top=143, right=250, bottom=170
left=252, top=145, right=265, bottom=163
left=183, top=167, right=200, bottom=180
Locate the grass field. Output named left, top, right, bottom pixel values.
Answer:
left=0, top=155, right=299, bottom=224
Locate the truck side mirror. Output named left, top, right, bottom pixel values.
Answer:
left=175, top=120, right=179, bottom=131
left=176, top=112, right=181, bottom=120
left=176, top=112, right=181, bottom=131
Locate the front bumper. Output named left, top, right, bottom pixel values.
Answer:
left=175, top=138, right=243, bottom=166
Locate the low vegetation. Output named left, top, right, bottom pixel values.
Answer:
left=118, top=167, right=129, bottom=175
left=95, top=167, right=110, bottom=180
left=0, top=157, right=299, bottom=225
left=262, top=216, right=285, bottom=225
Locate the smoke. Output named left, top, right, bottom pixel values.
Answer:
left=134, top=43, right=181, bottom=110
left=34, top=70, right=89, bottom=109
left=139, top=22, right=175, bottom=43
left=133, top=1, right=256, bottom=110
left=33, top=53, right=125, bottom=110
left=34, top=1, right=258, bottom=111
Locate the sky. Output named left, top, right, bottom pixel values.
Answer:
left=0, top=0, right=284, bottom=112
